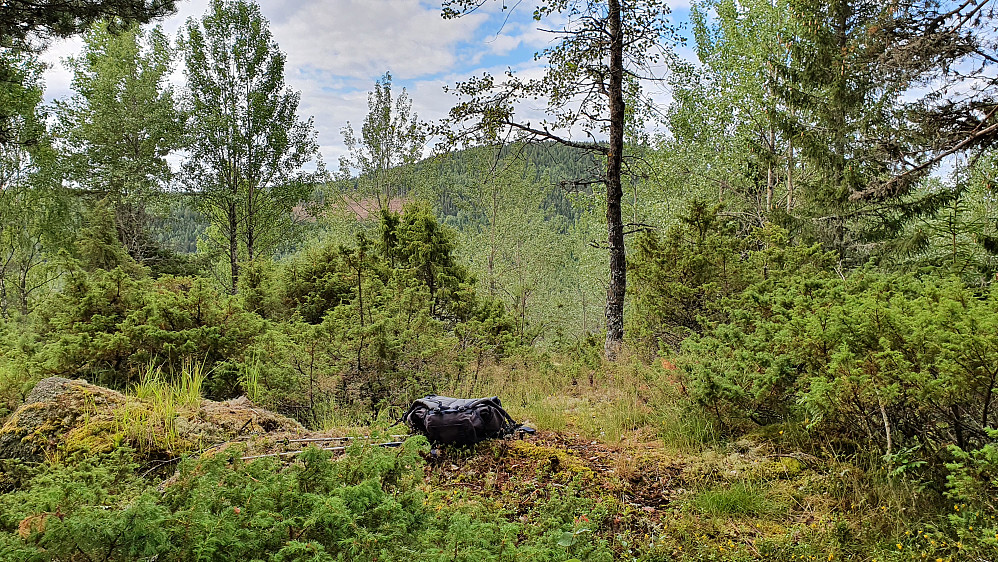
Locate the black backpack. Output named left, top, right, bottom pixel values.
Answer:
left=394, top=395, right=529, bottom=445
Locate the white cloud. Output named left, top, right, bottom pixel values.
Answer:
left=481, top=18, right=553, bottom=56
left=269, top=0, right=488, bottom=80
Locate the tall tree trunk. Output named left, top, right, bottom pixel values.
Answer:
left=766, top=128, right=775, bottom=212
left=0, top=249, right=11, bottom=319
left=766, top=164, right=774, bottom=213
left=831, top=0, right=849, bottom=257
left=356, top=249, right=364, bottom=377
left=787, top=139, right=795, bottom=211
left=604, top=0, right=626, bottom=360
left=246, top=183, right=256, bottom=263
left=228, top=201, right=239, bottom=295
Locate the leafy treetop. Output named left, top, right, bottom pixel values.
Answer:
left=0, top=0, right=176, bottom=47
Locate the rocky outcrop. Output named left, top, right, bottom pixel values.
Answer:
left=0, top=377, right=304, bottom=462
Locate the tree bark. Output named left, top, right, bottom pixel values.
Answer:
left=245, top=177, right=256, bottom=263
left=228, top=201, right=239, bottom=295
left=766, top=126, right=775, bottom=212
left=604, top=0, right=626, bottom=360
left=787, top=140, right=795, bottom=211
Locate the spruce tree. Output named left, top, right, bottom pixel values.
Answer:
left=338, top=73, right=426, bottom=215
left=772, top=0, right=994, bottom=261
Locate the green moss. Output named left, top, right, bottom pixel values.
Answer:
left=62, top=420, right=121, bottom=456
left=756, top=457, right=804, bottom=479
left=508, top=441, right=593, bottom=477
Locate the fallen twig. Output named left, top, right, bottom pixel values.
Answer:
left=240, top=441, right=405, bottom=461
left=285, top=435, right=410, bottom=444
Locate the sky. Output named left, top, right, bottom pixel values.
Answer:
left=39, top=0, right=693, bottom=168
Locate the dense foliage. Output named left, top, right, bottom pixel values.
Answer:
left=0, top=443, right=615, bottom=561
left=1, top=0, right=997, bottom=559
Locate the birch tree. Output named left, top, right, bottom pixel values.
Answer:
left=338, top=72, right=426, bottom=215
left=1, top=0, right=176, bottom=146
left=57, top=22, right=182, bottom=263
left=180, top=0, right=321, bottom=294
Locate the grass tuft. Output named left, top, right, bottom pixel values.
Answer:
left=125, top=359, right=207, bottom=452
left=692, top=481, right=783, bottom=517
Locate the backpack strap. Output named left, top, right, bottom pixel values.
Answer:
left=416, top=396, right=445, bottom=410
left=389, top=395, right=445, bottom=427
left=493, top=402, right=519, bottom=428
left=389, top=402, right=418, bottom=428
left=465, top=397, right=520, bottom=433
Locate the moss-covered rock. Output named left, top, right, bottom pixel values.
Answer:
left=0, top=377, right=304, bottom=462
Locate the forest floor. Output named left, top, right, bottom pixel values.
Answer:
left=0, top=372, right=965, bottom=561
left=237, top=422, right=926, bottom=561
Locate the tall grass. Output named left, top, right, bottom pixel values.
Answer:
left=176, top=357, right=208, bottom=410
left=440, top=350, right=718, bottom=448
left=125, top=358, right=207, bottom=453
left=239, top=352, right=263, bottom=404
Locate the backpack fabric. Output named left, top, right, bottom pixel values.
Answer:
left=395, top=395, right=520, bottom=445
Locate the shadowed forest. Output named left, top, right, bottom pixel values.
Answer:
left=1, top=0, right=998, bottom=560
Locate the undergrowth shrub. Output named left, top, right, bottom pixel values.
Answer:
left=0, top=323, right=33, bottom=419
left=632, top=201, right=998, bottom=510
left=32, top=267, right=262, bottom=398
left=935, top=431, right=998, bottom=558
left=0, top=440, right=614, bottom=561
left=1, top=203, right=514, bottom=428
left=250, top=270, right=491, bottom=425
left=629, top=201, right=830, bottom=355
left=281, top=240, right=354, bottom=324
left=681, top=270, right=998, bottom=478
left=0, top=449, right=168, bottom=561
left=245, top=209, right=514, bottom=425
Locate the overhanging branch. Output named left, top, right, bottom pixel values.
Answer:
left=851, top=118, right=998, bottom=201
left=505, top=121, right=609, bottom=154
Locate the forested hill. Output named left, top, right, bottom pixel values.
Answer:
left=423, top=142, right=600, bottom=225
left=155, top=142, right=598, bottom=256
left=426, top=142, right=601, bottom=187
